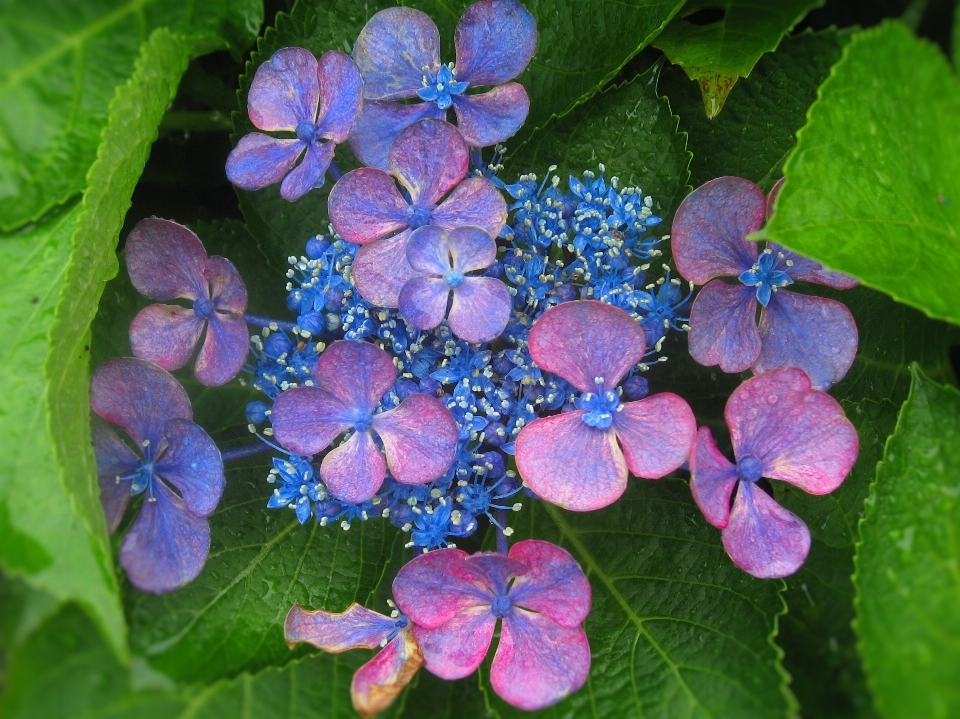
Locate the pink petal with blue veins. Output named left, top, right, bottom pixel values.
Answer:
left=373, top=393, right=459, bottom=485
left=225, top=134, right=305, bottom=192
left=315, top=50, right=363, bottom=142
left=285, top=603, right=398, bottom=652
left=125, top=219, right=208, bottom=301
left=393, top=548, right=498, bottom=628
left=91, top=417, right=137, bottom=533
left=203, top=255, right=247, bottom=314
left=314, top=340, right=397, bottom=412
left=270, top=386, right=356, bottom=456
left=405, top=225, right=451, bottom=276
left=351, top=627, right=423, bottom=719
left=353, top=229, right=418, bottom=308
left=279, top=140, right=335, bottom=201
left=129, top=304, right=204, bottom=372
left=353, top=7, right=440, bottom=101
left=448, top=225, right=497, bottom=273
left=194, top=310, right=249, bottom=386
left=388, top=119, right=468, bottom=206
left=153, top=418, right=224, bottom=517
left=688, top=280, right=761, bottom=373
left=248, top=47, right=319, bottom=131
left=398, top=276, right=449, bottom=330
left=328, top=168, right=408, bottom=245
left=454, top=0, right=537, bottom=86
left=448, top=276, right=512, bottom=343
left=320, top=430, right=387, bottom=503
left=613, top=393, right=696, bottom=479
left=348, top=100, right=445, bottom=171
left=413, top=606, right=497, bottom=680
left=452, top=83, right=530, bottom=147
left=431, top=176, right=507, bottom=239
left=507, top=540, right=591, bottom=627
left=689, top=426, right=739, bottom=529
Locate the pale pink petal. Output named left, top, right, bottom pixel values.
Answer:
left=315, top=50, right=363, bottom=142
left=388, top=118, right=468, bottom=206
left=431, top=176, right=507, bottom=240
left=125, top=218, right=208, bottom=301
left=129, top=304, right=204, bottom=372
left=204, top=255, right=247, bottom=313
left=280, top=140, right=335, bottom=202
left=414, top=608, right=497, bottom=680
left=507, top=540, right=591, bottom=627
left=270, top=386, right=356, bottom=456
left=448, top=276, right=512, bottom=343
left=454, top=0, right=537, bottom=86
left=348, top=100, right=445, bottom=171
left=687, top=280, right=761, bottom=373
left=194, top=311, right=249, bottom=386
left=372, top=393, right=458, bottom=485
left=689, top=426, right=739, bottom=529
left=398, top=276, right=450, bottom=331
left=248, top=47, right=319, bottom=131
left=452, top=83, right=529, bottom=147
left=613, top=393, right=696, bottom=478
left=328, top=168, right=408, bottom=245
left=393, top=548, right=498, bottom=628
left=313, top=340, right=396, bottom=411
left=405, top=225, right=451, bottom=276
left=351, top=628, right=423, bottom=719
left=353, top=230, right=417, bottom=308
left=352, top=7, right=440, bottom=100
left=447, top=225, right=496, bottom=273
left=91, top=417, right=137, bottom=533
left=320, top=430, right=387, bottom=503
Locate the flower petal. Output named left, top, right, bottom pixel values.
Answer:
left=351, top=628, right=423, bottom=719
left=448, top=276, right=512, bottom=343
left=373, top=393, right=458, bottom=484
left=328, top=168, right=408, bottom=245
left=119, top=479, right=210, bottom=594
left=348, top=100, right=445, bottom=171
left=527, top=300, right=646, bottom=393
left=405, top=225, right=452, bottom=275
left=722, top=480, right=811, bottom=579
left=755, top=289, right=858, bottom=390
left=687, top=280, right=761, bottom=373
left=320, top=430, right=387, bottom=503
left=727, top=367, right=859, bottom=494
left=353, top=230, right=418, bottom=308
left=271, top=386, right=356, bottom=456
left=613, top=392, right=696, bottom=478
left=129, top=304, right=205, bottom=372
left=353, top=7, right=440, bottom=100
left=689, top=426, right=739, bottom=529
left=314, top=340, right=397, bottom=412
left=768, top=242, right=859, bottom=289
left=672, top=176, right=764, bottom=284
left=454, top=0, right=537, bottom=86
left=507, top=540, right=591, bottom=627
left=452, top=83, right=529, bottom=147
left=247, top=47, right=319, bottom=131
left=389, top=118, right=468, bottom=206
left=280, top=140, right=336, bottom=201
left=125, top=218, right=208, bottom=301
left=194, top=311, right=249, bottom=386
left=153, top=418, right=224, bottom=517
left=431, top=176, right=507, bottom=239
left=91, top=417, right=137, bottom=533
left=448, top=225, right=496, bottom=273
left=413, top=607, right=497, bottom=680
left=398, top=276, right=450, bottom=330
left=492, top=609, right=590, bottom=711
left=315, top=50, right=363, bottom=142
left=204, top=255, right=248, bottom=313
left=225, top=133, right=305, bottom=192
left=515, top=410, right=628, bottom=511
left=285, top=603, right=398, bottom=651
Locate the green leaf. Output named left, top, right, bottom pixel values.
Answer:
left=653, top=0, right=824, bottom=118
left=757, top=21, right=960, bottom=327
left=853, top=367, right=960, bottom=719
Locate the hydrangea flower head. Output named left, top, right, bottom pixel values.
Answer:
left=690, top=367, right=859, bottom=578
left=270, top=340, right=459, bottom=502
left=126, top=219, right=249, bottom=386
left=226, top=48, right=362, bottom=201
left=514, top=300, right=696, bottom=511
left=349, top=0, right=537, bottom=168
left=672, top=176, right=859, bottom=390
left=91, top=358, right=225, bottom=593
left=392, top=539, right=591, bottom=710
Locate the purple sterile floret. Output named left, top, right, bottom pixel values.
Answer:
left=329, top=118, right=507, bottom=307
left=91, top=358, right=225, bottom=594
left=514, top=301, right=696, bottom=511
left=392, top=539, right=591, bottom=711
left=349, top=0, right=537, bottom=169
left=270, top=340, right=459, bottom=502
left=126, top=218, right=249, bottom=386
left=672, top=176, right=859, bottom=390
left=226, top=48, right=362, bottom=201
left=689, top=367, right=859, bottom=578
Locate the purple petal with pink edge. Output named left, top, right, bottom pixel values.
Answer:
left=448, top=276, right=512, bottom=343
left=194, top=311, right=249, bottom=386
left=351, top=628, right=423, bottom=719
left=348, top=100, right=445, bottom=171
left=91, top=417, right=137, bottom=534
left=204, top=256, right=247, bottom=313
left=225, top=134, right=305, bottom=192
left=467, top=553, right=528, bottom=596
left=515, top=410, right=628, bottom=512
left=527, top=300, right=646, bottom=393
left=248, top=47, right=319, bottom=131
left=91, top=358, right=192, bottom=447
left=765, top=177, right=785, bottom=222
left=320, top=430, right=387, bottom=503
left=507, top=540, right=591, bottom=627
left=280, top=140, right=335, bottom=201
left=389, top=119, right=468, bottom=206
left=315, top=50, right=363, bottom=142
left=125, top=219, right=208, bottom=301
left=373, top=393, right=458, bottom=484
left=153, top=418, right=224, bottom=517
left=353, top=230, right=418, bottom=308
left=119, top=479, right=210, bottom=594
left=768, top=242, right=859, bottom=289
left=271, top=386, right=355, bottom=456
left=129, top=304, right=204, bottom=372
left=614, top=392, right=696, bottom=479
left=313, top=340, right=396, bottom=412
left=405, top=225, right=452, bottom=276
left=353, top=7, right=440, bottom=101
left=414, top=607, right=497, bottom=680
left=722, top=480, right=811, bottom=579
left=448, top=225, right=496, bottom=273
left=398, top=276, right=450, bottom=331
left=688, top=280, right=761, bottom=373
left=431, top=176, right=507, bottom=239
left=454, top=0, right=537, bottom=86
left=328, top=168, right=408, bottom=245
left=492, top=610, right=591, bottom=711
left=726, top=367, right=859, bottom=495
left=285, top=603, right=397, bottom=651
left=689, top=426, right=739, bottom=529
left=754, top=289, right=858, bottom=391
left=672, top=176, right=765, bottom=285
left=452, top=84, right=530, bottom=147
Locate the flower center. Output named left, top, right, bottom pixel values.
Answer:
left=193, top=296, right=215, bottom=319
left=737, top=456, right=763, bottom=483
left=416, top=63, right=469, bottom=111
left=406, top=204, right=432, bottom=229
left=296, top=121, right=317, bottom=143
left=576, top=377, right=621, bottom=430
left=444, top=270, right=465, bottom=289
left=491, top=594, right=512, bottom=618
left=738, top=249, right=794, bottom=307
left=353, top=410, right=374, bottom=433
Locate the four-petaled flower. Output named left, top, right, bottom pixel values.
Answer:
left=690, top=367, right=859, bottom=578
left=393, top=539, right=591, bottom=711
left=672, top=176, right=859, bottom=390
left=226, top=48, right=362, bottom=201
left=91, top=358, right=225, bottom=594
left=127, top=219, right=249, bottom=387
left=270, top=340, right=459, bottom=502
left=515, top=300, right=696, bottom=511
left=399, top=225, right=512, bottom=343
left=349, top=0, right=537, bottom=168
left=329, top=118, right=506, bottom=307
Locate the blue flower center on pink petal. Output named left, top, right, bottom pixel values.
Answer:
left=353, top=411, right=374, bottom=433
left=407, top=204, right=432, bottom=229
left=296, top=121, right=317, bottom=143
left=193, top=296, right=215, bottom=319
left=737, top=456, right=763, bottom=483
left=738, top=249, right=794, bottom=307
left=416, top=63, right=469, bottom=111
left=491, top=594, right=512, bottom=618
left=445, top=270, right=465, bottom=289
left=576, top=378, right=622, bottom=430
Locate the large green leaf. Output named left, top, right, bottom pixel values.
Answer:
left=853, top=367, right=960, bottom=719
left=758, top=21, right=960, bottom=327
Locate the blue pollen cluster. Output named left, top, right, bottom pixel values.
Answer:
left=739, top=248, right=796, bottom=306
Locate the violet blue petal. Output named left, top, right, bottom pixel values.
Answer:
left=466, top=553, right=527, bottom=596
left=320, top=430, right=387, bottom=503
left=313, top=340, right=397, bottom=412
left=430, top=176, right=507, bottom=240
left=91, top=357, right=192, bottom=447
left=689, top=426, right=739, bottom=529
left=225, top=134, right=305, bottom=192
left=687, top=280, right=761, bottom=373
left=270, top=386, right=356, bottom=456
left=754, top=289, right=858, bottom=391
left=194, top=311, right=249, bottom=386
left=398, top=276, right=450, bottom=330
left=515, top=410, right=628, bottom=512
left=315, top=50, right=363, bottom=142
left=328, top=168, right=408, bottom=245
left=388, top=119, right=468, bottom=206
left=353, top=7, right=441, bottom=100
left=452, top=84, right=530, bottom=147
left=768, top=242, right=859, bottom=289
left=672, top=176, right=764, bottom=284
left=153, top=418, right=224, bottom=517
left=119, top=478, right=210, bottom=594
left=492, top=609, right=591, bottom=711
left=129, top=304, right=205, bottom=372
left=285, top=602, right=397, bottom=651
left=454, top=0, right=537, bottom=86
left=727, top=367, right=859, bottom=495
left=393, top=548, right=499, bottom=628
left=722, top=480, right=811, bottom=579
left=351, top=627, right=423, bottom=719
left=125, top=219, right=208, bottom=301
left=204, top=255, right=247, bottom=314
left=353, top=230, right=418, bottom=308
left=348, top=100, right=445, bottom=171
left=448, top=276, right=512, bottom=343
left=448, top=225, right=496, bottom=273
left=91, top=417, right=137, bottom=534
left=507, top=540, right=591, bottom=628
left=372, top=393, right=459, bottom=484
left=613, top=393, right=696, bottom=479
left=280, top=140, right=336, bottom=201
left=405, top=225, right=452, bottom=276
left=248, top=47, right=319, bottom=131
left=413, top=607, right=497, bottom=680
left=527, top=300, right=646, bottom=393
